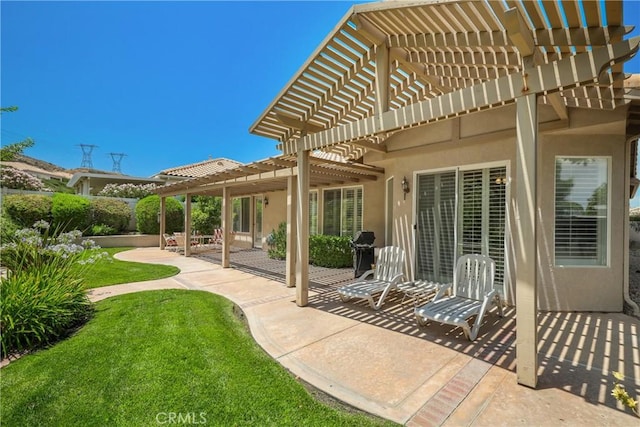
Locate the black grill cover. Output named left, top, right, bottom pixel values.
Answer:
left=352, top=231, right=375, bottom=246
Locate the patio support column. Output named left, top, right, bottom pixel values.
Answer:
left=222, top=186, right=231, bottom=268
left=159, top=196, right=166, bottom=249
left=184, top=194, right=192, bottom=257
left=286, top=175, right=297, bottom=288
left=296, top=149, right=310, bottom=306
left=515, top=92, right=539, bottom=388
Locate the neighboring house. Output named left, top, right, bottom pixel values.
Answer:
left=0, top=161, right=72, bottom=182
left=155, top=0, right=640, bottom=388
left=67, top=169, right=164, bottom=196
left=152, top=158, right=243, bottom=183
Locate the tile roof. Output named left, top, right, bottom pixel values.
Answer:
left=158, top=158, right=243, bottom=178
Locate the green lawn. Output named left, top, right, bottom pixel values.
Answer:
left=79, top=247, right=180, bottom=289
left=0, top=290, right=394, bottom=426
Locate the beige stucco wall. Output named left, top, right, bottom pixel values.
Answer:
left=537, top=109, right=627, bottom=311
left=257, top=104, right=628, bottom=312
left=360, top=104, right=628, bottom=311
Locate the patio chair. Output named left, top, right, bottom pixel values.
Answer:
left=163, top=233, right=178, bottom=251
left=414, top=254, right=503, bottom=341
left=337, top=246, right=405, bottom=311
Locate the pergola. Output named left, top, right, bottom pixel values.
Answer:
left=157, top=0, right=640, bottom=388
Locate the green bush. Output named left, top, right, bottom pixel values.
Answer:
left=89, top=224, right=117, bottom=236
left=90, top=198, right=131, bottom=233
left=0, top=213, right=20, bottom=245
left=2, top=194, right=52, bottom=227
left=192, top=208, right=214, bottom=235
left=267, top=222, right=287, bottom=260
left=309, top=235, right=353, bottom=268
left=135, top=195, right=183, bottom=234
left=266, top=223, right=353, bottom=268
left=0, top=222, right=106, bottom=358
left=51, top=193, right=91, bottom=233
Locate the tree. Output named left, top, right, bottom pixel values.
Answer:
left=0, top=106, right=35, bottom=161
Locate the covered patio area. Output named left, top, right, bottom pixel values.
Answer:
left=110, top=248, right=640, bottom=425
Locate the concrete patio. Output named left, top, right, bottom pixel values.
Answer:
left=89, top=247, right=640, bottom=426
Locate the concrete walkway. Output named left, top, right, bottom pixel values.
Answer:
left=89, top=248, right=640, bottom=426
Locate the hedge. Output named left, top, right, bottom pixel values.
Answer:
left=309, top=235, right=353, bottom=268
left=51, top=193, right=91, bottom=233
left=136, top=195, right=183, bottom=234
left=90, top=198, right=131, bottom=233
left=267, top=222, right=353, bottom=268
left=2, top=194, right=52, bottom=228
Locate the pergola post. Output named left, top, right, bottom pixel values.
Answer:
left=515, top=93, right=539, bottom=388
left=184, top=194, right=192, bottom=257
left=296, top=149, right=310, bottom=306
left=221, top=186, right=231, bottom=268
left=286, top=175, right=297, bottom=288
left=159, top=196, right=166, bottom=249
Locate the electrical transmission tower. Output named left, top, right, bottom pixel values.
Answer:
left=78, top=144, right=98, bottom=168
left=108, top=152, right=127, bottom=173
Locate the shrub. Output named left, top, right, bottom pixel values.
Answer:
left=0, top=166, right=50, bottom=191
left=90, top=198, right=131, bottom=233
left=135, top=195, right=183, bottom=234
left=266, top=224, right=352, bottom=268
left=0, top=213, right=20, bottom=245
left=309, top=235, right=353, bottom=268
left=267, top=222, right=287, bottom=260
left=192, top=208, right=214, bottom=235
left=0, top=221, right=107, bottom=358
left=51, top=193, right=91, bottom=233
left=97, top=183, right=157, bottom=199
left=89, top=224, right=117, bottom=236
left=2, top=194, right=52, bottom=227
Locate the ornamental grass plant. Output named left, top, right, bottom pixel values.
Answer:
left=0, top=221, right=108, bottom=358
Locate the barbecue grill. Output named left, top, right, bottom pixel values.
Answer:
left=350, top=231, right=375, bottom=278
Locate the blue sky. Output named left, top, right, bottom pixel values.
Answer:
left=2, top=0, right=640, bottom=180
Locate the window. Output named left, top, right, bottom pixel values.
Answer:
left=322, top=186, right=363, bottom=237
left=309, top=191, right=318, bottom=235
left=555, top=157, right=609, bottom=266
left=458, top=167, right=507, bottom=287
left=232, top=197, right=250, bottom=232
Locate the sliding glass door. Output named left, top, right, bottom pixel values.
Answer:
left=415, top=165, right=507, bottom=287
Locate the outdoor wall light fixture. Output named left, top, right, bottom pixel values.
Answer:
left=401, top=176, right=410, bottom=200
left=264, top=196, right=269, bottom=206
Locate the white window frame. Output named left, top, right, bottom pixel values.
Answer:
left=553, top=156, right=611, bottom=268
left=321, top=185, right=363, bottom=237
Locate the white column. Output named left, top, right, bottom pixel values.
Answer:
left=159, top=196, right=166, bottom=249
left=221, top=187, right=231, bottom=268
left=296, top=150, right=310, bottom=306
left=286, top=175, right=297, bottom=287
left=184, top=195, right=192, bottom=257
left=515, top=93, right=539, bottom=388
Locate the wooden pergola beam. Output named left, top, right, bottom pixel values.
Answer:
left=281, top=36, right=640, bottom=155
left=505, top=7, right=567, bottom=120
left=275, top=112, right=325, bottom=134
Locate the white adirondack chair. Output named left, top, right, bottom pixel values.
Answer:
left=337, top=246, right=405, bottom=310
left=414, top=254, right=503, bottom=340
